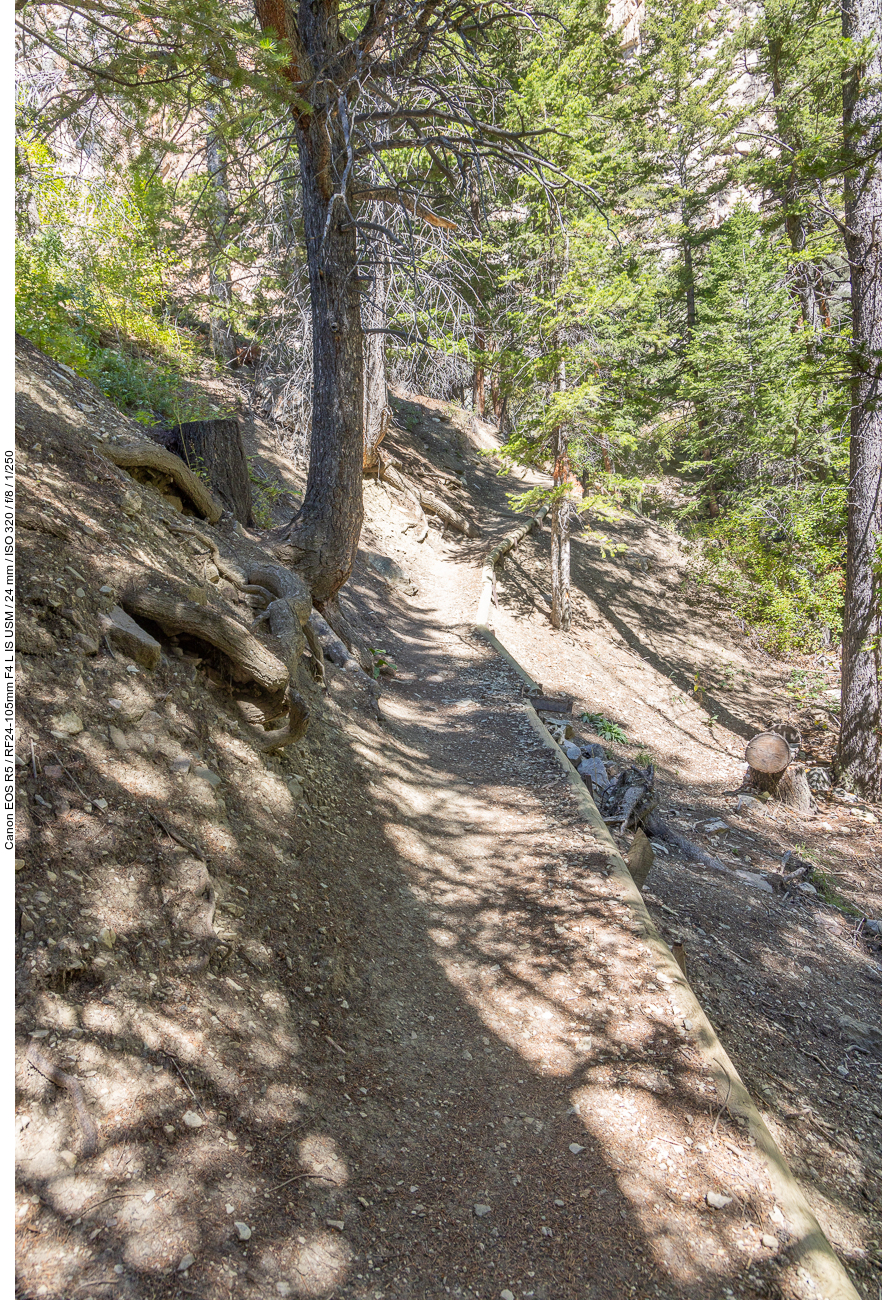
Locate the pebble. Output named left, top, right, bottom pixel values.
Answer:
left=326, top=1219, right=345, bottom=1230
left=170, top=757, right=191, bottom=775
left=473, top=1204, right=491, bottom=1217
left=93, top=798, right=108, bottom=811
left=501, top=1291, right=515, bottom=1300
left=98, top=927, right=116, bottom=950
left=569, top=1144, right=585, bottom=1155
left=178, top=1254, right=195, bottom=1272
left=234, top=1221, right=252, bottom=1240
left=703, top=820, right=729, bottom=835
left=182, top=1111, right=204, bottom=1128
left=59, top=1150, right=77, bottom=1169
left=276, top=1284, right=292, bottom=1297
left=193, top=766, right=222, bottom=788
left=562, top=741, right=581, bottom=762
left=109, top=726, right=128, bottom=751
left=73, top=633, right=99, bottom=655
left=761, top=1234, right=778, bottom=1249
left=706, top=1192, right=733, bottom=1209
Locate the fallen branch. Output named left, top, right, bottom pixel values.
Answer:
left=644, top=812, right=729, bottom=873
left=378, top=461, right=480, bottom=537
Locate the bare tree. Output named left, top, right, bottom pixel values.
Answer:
left=838, top=0, right=882, bottom=800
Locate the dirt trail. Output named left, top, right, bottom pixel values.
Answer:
left=15, top=350, right=880, bottom=1300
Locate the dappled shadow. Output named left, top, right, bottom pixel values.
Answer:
left=15, top=366, right=876, bottom=1300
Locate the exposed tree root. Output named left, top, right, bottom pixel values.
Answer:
left=100, top=440, right=223, bottom=522
left=309, top=611, right=363, bottom=673
left=375, top=461, right=480, bottom=537
left=122, top=586, right=288, bottom=692
left=644, top=812, right=729, bottom=873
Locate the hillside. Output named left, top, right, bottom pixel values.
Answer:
left=14, top=336, right=882, bottom=1300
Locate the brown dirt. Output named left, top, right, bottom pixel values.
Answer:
left=14, top=340, right=881, bottom=1300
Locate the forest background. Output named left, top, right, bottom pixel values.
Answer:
left=13, top=0, right=881, bottom=783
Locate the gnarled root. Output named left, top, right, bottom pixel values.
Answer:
left=309, top=611, right=363, bottom=674
left=253, top=689, right=310, bottom=752
left=101, top=439, right=223, bottom=523
left=376, top=462, right=480, bottom=537
left=122, top=586, right=288, bottom=692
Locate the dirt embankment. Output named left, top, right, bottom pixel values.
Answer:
left=14, top=339, right=881, bottom=1300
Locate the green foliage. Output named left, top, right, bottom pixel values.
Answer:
left=368, top=648, right=398, bottom=679
left=15, top=137, right=221, bottom=426
left=580, top=712, right=628, bottom=744
left=248, top=462, right=300, bottom=529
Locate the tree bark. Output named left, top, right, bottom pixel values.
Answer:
left=839, top=0, right=882, bottom=801
left=257, top=0, right=365, bottom=606
left=362, top=249, right=391, bottom=471
left=170, top=419, right=253, bottom=526
left=206, top=93, right=235, bottom=364
left=550, top=351, right=571, bottom=632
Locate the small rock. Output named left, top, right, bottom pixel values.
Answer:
left=143, top=1190, right=156, bottom=1203
left=182, top=1110, right=204, bottom=1128
left=770, top=1205, right=786, bottom=1227
left=29, top=1029, right=50, bottom=1038
left=561, top=740, right=581, bottom=762
left=836, top=1013, right=882, bottom=1046
left=170, top=757, right=191, bottom=775
left=865, top=919, right=881, bottom=936
left=706, top=1192, right=733, bottom=1209
left=98, top=927, right=116, bottom=950
left=276, top=1285, right=293, bottom=1297
left=59, top=1150, right=77, bottom=1169
left=578, top=756, right=610, bottom=790
left=52, top=711, right=84, bottom=736
left=703, top=820, right=729, bottom=835
left=569, top=1143, right=585, bottom=1155
left=736, top=795, right=765, bottom=816
left=581, top=743, right=606, bottom=760
left=734, top=870, right=774, bottom=894
left=234, top=1222, right=252, bottom=1241
left=73, top=633, right=99, bottom=656
left=193, top=766, right=222, bottom=788
left=120, top=489, right=142, bottom=517
left=178, top=1254, right=195, bottom=1272
left=109, top=726, right=128, bottom=751
left=796, top=881, right=817, bottom=895
left=108, top=698, right=122, bottom=710
left=473, top=1204, right=492, bottom=1217
left=501, top=1291, right=515, bottom=1300
left=761, top=1234, right=778, bottom=1249
left=99, top=585, right=114, bottom=595
left=326, top=1219, right=345, bottom=1230
left=99, top=606, right=161, bottom=670
left=93, top=798, right=108, bottom=811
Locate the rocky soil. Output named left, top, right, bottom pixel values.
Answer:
left=14, top=337, right=881, bottom=1300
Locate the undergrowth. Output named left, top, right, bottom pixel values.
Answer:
left=15, top=139, right=221, bottom=427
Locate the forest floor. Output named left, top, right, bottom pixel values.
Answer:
left=14, top=337, right=882, bottom=1300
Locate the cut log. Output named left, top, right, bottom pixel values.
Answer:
left=100, top=439, right=222, bottom=522
left=169, top=419, right=253, bottom=526
left=626, top=828, right=654, bottom=892
left=743, top=731, right=812, bottom=810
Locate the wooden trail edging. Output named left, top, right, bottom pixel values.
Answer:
left=473, top=513, right=861, bottom=1300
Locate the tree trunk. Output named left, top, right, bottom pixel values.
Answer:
left=171, top=419, right=253, bottom=526
left=362, top=250, right=391, bottom=471
left=473, top=326, right=486, bottom=418
left=839, top=0, right=882, bottom=801
left=266, top=1, right=365, bottom=606
left=206, top=98, right=235, bottom=364
left=550, top=433, right=572, bottom=632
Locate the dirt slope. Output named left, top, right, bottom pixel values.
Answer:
left=14, top=341, right=881, bottom=1300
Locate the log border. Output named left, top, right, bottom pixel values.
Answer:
left=473, top=520, right=862, bottom=1300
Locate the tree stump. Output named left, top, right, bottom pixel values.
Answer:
left=744, top=731, right=812, bottom=811
left=170, top=419, right=253, bottom=526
